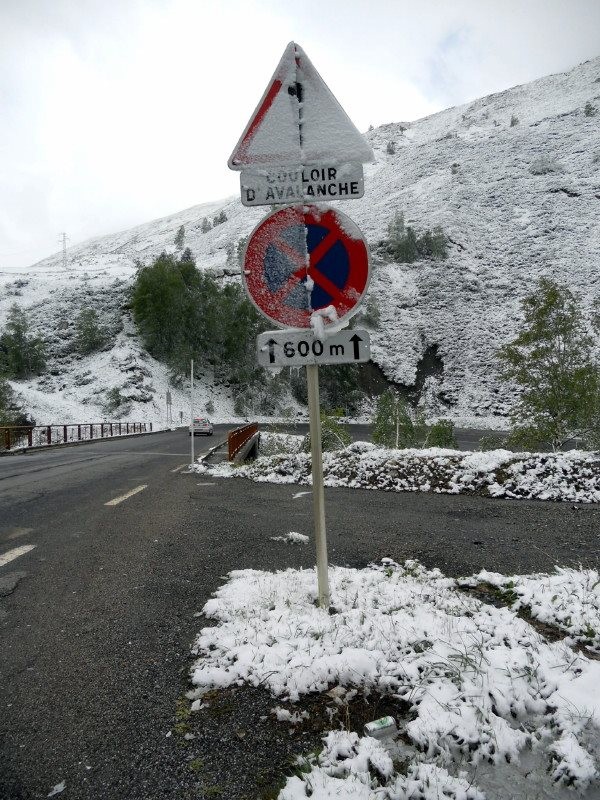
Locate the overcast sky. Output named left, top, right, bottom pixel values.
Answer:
left=1, top=0, right=600, bottom=270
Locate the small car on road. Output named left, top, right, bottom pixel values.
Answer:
left=190, top=417, right=214, bottom=436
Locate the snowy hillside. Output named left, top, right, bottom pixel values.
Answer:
left=2, top=56, right=600, bottom=426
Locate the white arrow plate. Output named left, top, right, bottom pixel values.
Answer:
left=257, top=329, right=370, bottom=367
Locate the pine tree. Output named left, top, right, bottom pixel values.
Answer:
left=201, top=218, right=211, bottom=233
left=498, top=278, right=600, bottom=450
left=0, top=304, right=46, bottom=378
left=0, top=375, right=17, bottom=425
left=174, top=225, right=185, bottom=250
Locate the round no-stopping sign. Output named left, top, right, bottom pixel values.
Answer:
left=243, top=205, right=370, bottom=329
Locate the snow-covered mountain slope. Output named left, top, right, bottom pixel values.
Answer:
left=2, top=56, right=600, bottom=426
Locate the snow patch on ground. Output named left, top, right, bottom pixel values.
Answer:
left=270, top=531, right=310, bottom=545
left=194, top=442, right=600, bottom=503
left=464, top=567, right=600, bottom=655
left=190, top=560, right=600, bottom=797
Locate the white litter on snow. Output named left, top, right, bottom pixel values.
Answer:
left=193, top=442, right=600, bottom=504
left=270, top=531, right=309, bottom=545
left=463, top=567, right=600, bottom=655
left=190, top=560, right=600, bottom=797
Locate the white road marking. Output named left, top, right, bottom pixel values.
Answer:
left=293, top=491, right=312, bottom=499
left=171, top=464, right=187, bottom=473
left=196, top=482, right=215, bottom=486
left=0, top=544, right=36, bottom=567
left=104, top=485, right=148, bottom=506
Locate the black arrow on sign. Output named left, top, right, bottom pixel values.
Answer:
left=349, top=334, right=363, bottom=360
left=267, top=339, right=277, bottom=364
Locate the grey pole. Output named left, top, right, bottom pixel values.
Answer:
left=306, top=363, right=330, bottom=608
left=190, top=360, right=195, bottom=467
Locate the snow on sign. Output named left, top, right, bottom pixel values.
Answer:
left=243, top=205, right=370, bottom=329
left=257, top=329, right=370, bottom=367
left=240, top=163, right=364, bottom=207
left=228, top=41, right=374, bottom=170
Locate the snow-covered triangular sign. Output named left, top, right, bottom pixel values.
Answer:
left=228, top=42, right=374, bottom=169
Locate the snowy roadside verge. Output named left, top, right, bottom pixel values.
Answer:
left=189, top=560, right=600, bottom=798
left=461, top=567, right=600, bottom=656
left=193, top=441, right=600, bottom=503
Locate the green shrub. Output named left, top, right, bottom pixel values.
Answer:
left=104, top=388, right=126, bottom=415
left=74, top=308, right=108, bottom=355
left=584, top=102, right=597, bottom=117
left=426, top=418, right=457, bottom=448
left=131, top=251, right=264, bottom=388
left=529, top=157, right=564, bottom=175
left=320, top=364, right=362, bottom=415
left=360, top=296, right=381, bottom=329
left=0, top=376, right=19, bottom=425
left=233, top=393, right=248, bottom=417
left=372, top=390, right=457, bottom=449
left=382, top=212, right=448, bottom=263
left=0, top=304, right=46, bottom=378
left=303, top=413, right=351, bottom=452
left=477, top=433, right=508, bottom=451
left=498, top=277, right=600, bottom=450
left=372, top=389, right=414, bottom=448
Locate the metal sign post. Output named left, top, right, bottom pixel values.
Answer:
left=228, top=41, right=375, bottom=610
left=306, top=364, right=329, bottom=607
left=190, top=359, right=194, bottom=467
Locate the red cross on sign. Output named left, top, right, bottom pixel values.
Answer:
left=243, top=205, right=370, bottom=329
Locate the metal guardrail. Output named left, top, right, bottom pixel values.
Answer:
left=1, top=422, right=152, bottom=452
left=228, top=423, right=258, bottom=461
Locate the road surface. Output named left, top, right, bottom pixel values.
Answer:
left=1, top=428, right=597, bottom=799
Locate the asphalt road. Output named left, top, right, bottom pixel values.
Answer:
left=0, top=429, right=598, bottom=799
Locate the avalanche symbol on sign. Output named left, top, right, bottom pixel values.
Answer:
left=243, top=205, right=370, bottom=329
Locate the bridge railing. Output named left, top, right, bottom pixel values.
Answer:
left=0, top=422, right=152, bottom=452
left=228, top=423, right=258, bottom=461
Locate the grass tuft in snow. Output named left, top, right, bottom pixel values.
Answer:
left=190, top=560, right=600, bottom=796
left=463, top=567, right=600, bottom=656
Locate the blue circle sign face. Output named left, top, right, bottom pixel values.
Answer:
left=243, top=205, right=370, bottom=329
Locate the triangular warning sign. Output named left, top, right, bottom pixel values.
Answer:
left=228, top=42, right=374, bottom=169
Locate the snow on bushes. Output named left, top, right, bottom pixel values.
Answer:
left=190, top=560, right=600, bottom=795
left=197, top=442, right=600, bottom=503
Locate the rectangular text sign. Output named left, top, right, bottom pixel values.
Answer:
left=241, top=163, right=364, bottom=206
left=257, top=329, right=370, bottom=367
